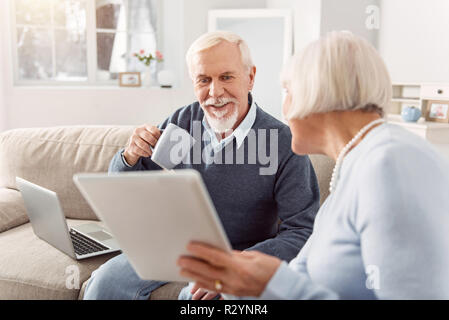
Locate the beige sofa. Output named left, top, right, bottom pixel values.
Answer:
left=0, top=126, right=334, bottom=300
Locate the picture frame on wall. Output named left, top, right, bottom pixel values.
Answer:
left=119, top=72, right=141, bottom=87
left=425, top=100, right=449, bottom=123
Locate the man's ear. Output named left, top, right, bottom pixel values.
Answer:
left=248, top=66, right=256, bottom=91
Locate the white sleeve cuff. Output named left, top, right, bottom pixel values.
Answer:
left=120, top=150, right=133, bottom=167
left=222, top=261, right=300, bottom=300
left=259, top=261, right=302, bottom=299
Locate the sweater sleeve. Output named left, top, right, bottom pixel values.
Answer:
left=108, top=104, right=195, bottom=174
left=244, top=127, right=320, bottom=262
left=258, top=262, right=339, bottom=299
left=108, top=148, right=162, bottom=173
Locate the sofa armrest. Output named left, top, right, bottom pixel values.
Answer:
left=0, top=188, right=29, bottom=233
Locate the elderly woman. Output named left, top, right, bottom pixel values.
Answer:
left=177, top=31, right=449, bottom=299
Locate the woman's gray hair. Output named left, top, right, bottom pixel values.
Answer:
left=186, top=31, right=254, bottom=77
left=282, top=31, right=392, bottom=120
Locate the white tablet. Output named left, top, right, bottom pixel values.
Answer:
left=73, top=169, right=231, bottom=282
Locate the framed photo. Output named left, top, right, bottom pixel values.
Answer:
left=425, top=100, right=449, bottom=123
left=119, top=72, right=141, bottom=87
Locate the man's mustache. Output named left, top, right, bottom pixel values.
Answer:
left=202, top=97, right=238, bottom=108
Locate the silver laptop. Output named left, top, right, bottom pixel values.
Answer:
left=16, top=177, right=121, bottom=260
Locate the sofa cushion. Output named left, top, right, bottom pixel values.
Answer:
left=308, top=154, right=335, bottom=205
left=0, top=219, right=119, bottom=300
left=0, top=188, right=28, bottom=233
left=0, top=126, right=133, bottom=220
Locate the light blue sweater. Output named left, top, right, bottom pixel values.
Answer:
left=258, top=123, right=449, bottom=299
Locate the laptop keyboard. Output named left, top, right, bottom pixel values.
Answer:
left=69, top=229, right=109, bottom=256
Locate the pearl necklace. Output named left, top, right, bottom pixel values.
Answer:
left=329, top=118, right=385, bottom=193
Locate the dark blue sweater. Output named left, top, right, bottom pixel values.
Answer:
left=109, top=102, right=319, bottom=262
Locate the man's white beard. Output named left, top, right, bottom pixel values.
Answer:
left=202, top=97, right=239, bottom=134
left=206, top=108, right=239, bottom=134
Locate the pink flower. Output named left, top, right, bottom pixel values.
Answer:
left=155, top=50, right=163, bottom=60
left=139, top=49, right=145, bottom=55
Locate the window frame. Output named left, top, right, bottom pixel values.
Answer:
left=10, top=0, right=162, bottom=87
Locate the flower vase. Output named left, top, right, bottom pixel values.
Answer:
left=142, top=67, right=152, bottom=88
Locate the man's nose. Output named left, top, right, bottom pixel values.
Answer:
left=209, top=80, right=225, bottom=98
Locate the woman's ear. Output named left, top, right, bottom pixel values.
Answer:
left=248, top=66, right=256, bottom=91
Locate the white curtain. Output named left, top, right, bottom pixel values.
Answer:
left=109, top=0, right=158, bottom=73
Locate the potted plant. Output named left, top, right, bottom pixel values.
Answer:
left=134, top=49, right=164, bottom=87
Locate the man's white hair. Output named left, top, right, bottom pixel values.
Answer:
left=282, top=31, right=392, bottom=120
left=186, top=31, right=254, bottom=77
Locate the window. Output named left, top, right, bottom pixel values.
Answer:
left=11, top=0, right=160, bottom=85
left=14, top=0, right=88, bottom=82
left=95, top=0, right=159, bottom=81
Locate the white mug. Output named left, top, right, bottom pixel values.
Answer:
left=151, top=123, right=196, bottom=170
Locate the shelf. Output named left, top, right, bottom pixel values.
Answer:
left=388, top=114, right=448, bottom=127
left=391, top=98, right=421, bottom=103
left=392, top=82, right=421, bottom=86
left=387, top=114, right=449, bottom=143
left=391, top=82, right=449, bottom=117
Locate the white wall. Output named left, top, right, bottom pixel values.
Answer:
left=0, top=0, right=266, bottom=131
left=379, top=0, right=449, bottom=83
left=267, top=0, right=379, bottom=52
left=266, top=0, right=321, bottom=52
left=320, top=0, right=379, bottom=47
left=181, top=0, right=267, bottom=97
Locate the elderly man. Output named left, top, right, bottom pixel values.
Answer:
left=83, top=31, right=320, bottom=300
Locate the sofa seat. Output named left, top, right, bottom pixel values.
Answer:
left=0, top=219, right=119, bottom=299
